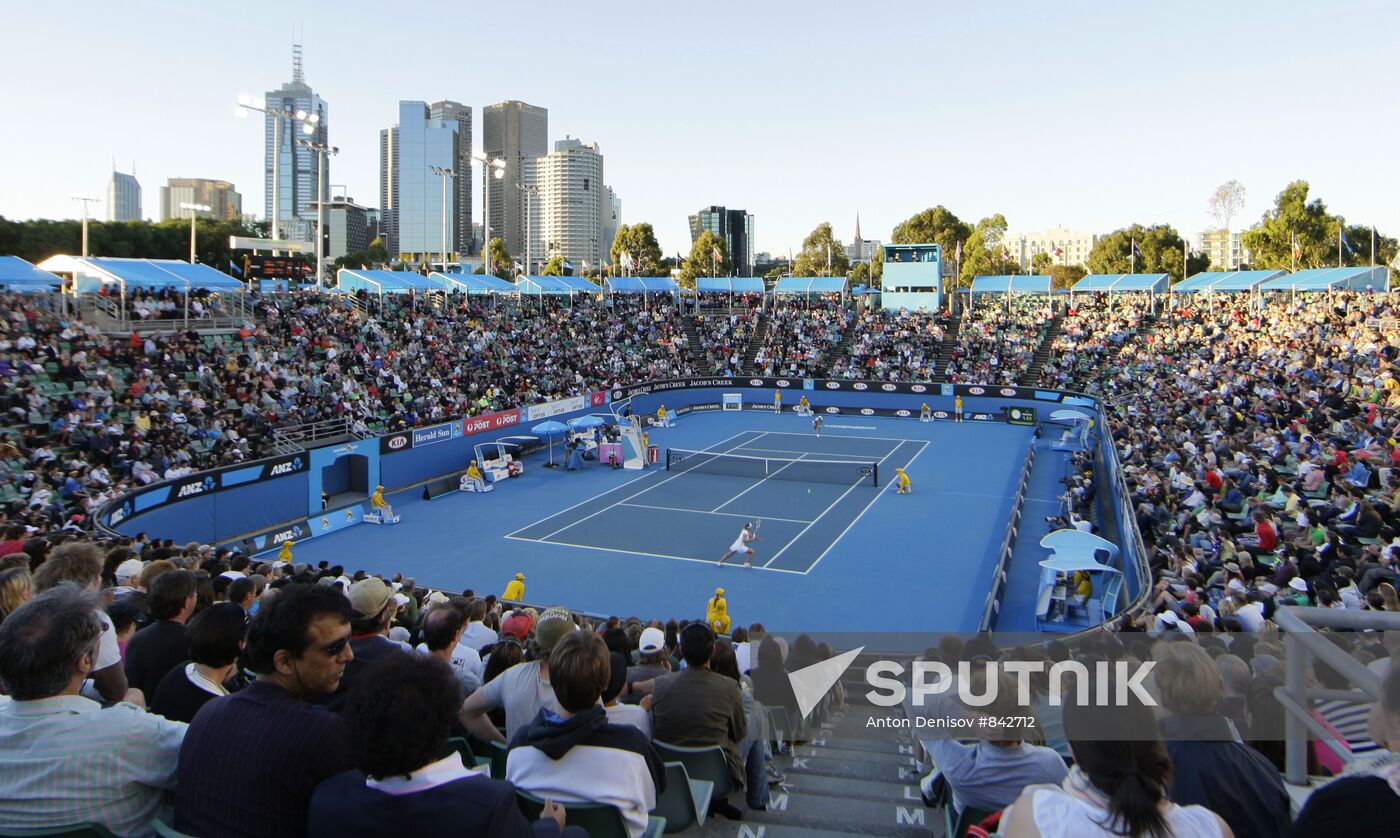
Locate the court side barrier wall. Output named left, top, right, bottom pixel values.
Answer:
left=980, top=440, right=1036, bottom=632
left=94, top=377, right=1151, bottom=633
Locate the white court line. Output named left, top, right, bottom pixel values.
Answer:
left=618, top=502, right=813, bottom=525
left=806, top=440, right=930, bottom=574
left=504, top=533, right=806, bottom=574
left=505, top=430, right=758, bottom=538
left=734, top=446, right=888, bottom=460
left=753, top=430, right=918, bottom=444
left=710, top=453, right=807, bottom=513
left=530, top=432, right=771, bottom=541
left=759, top=443, right=901, bottom=570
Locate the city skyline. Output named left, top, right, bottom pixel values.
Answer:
left=3, top=0, right=1398, bottom=263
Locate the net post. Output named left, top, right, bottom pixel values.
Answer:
left=665, top=448, right=672, bottom=471
left=871, top=462, right=879, bottom=487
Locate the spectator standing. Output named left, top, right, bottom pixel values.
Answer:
left=124, top=569, right=198, bottom=698
left=309, top=653, right=574, bottom=837
left=507, top=631, right=665, bottom=838
left=0, top=584, right=185, bottom=836
left=174, top=585, right=354, bottom=838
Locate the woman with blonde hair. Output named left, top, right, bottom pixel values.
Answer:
left=1378, top=582, right=1400, bottom=613
left=0, top=566, right=32, bottom=625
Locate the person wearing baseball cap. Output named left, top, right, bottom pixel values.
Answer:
left=326, top=577, right=406, bottom=711
left=461, top=606, right=577, bottom=743
left=622, top=626, right=670, bottom=705
left=503, top=572, right=526, bottom=602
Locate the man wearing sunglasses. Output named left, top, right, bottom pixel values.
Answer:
left=175, top=584, right=355, bottom=838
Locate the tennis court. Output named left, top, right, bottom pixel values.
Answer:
left=506, top=430, right=927, bottom=573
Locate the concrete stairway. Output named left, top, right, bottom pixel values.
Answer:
left=689, top=703, right=937, bottom=837
left=1022, top=310, right=1065, bottom=384
left=932, top=316, right=963, bottom=383
left=742, top=316, right=770, bottom=375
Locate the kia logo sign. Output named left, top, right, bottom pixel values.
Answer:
left=934, top=410, right=950, bottom=419
left=749, top=379, right=763, bottom=386
left=824, top=407, right=840, bottom=414
left=999, top=388, right=1017, bottom=396
left=853, top=382, right=868, bottom=390
left=969, top=386, right=986, bottom=395
left=825, top=381, right=840, bottom=389
left=881, top=383, right=896, bottom=392
left=777, top=380, right=790, bottom=387
left=860, top=408, right=875, bottom=416
left=895, top=409, right=911, bottom=417
left=387, top=436, right=408, bottom=450
left=612, top=390, right=622, bottom=401
left=912, top=385, right=927, bottom=393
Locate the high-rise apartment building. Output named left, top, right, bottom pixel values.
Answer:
left=688, top=206, right=754, bottom=276
left=524, top=137, right=606, bottom=272
left=107, top=170, right=141, bottom=221
left=1199, top=228, right=1248, bottom=271
left=160, top=179, right=242, bottom=221
left=603, top=187, right=621, bottom=266
left=264, top=45, right=329, bottom=241
left=483, top=101, right=548, bottom=258
left=1002, top=226, right=1100, bottom=270
left=325, top=197, right=376, bottom=262
left=379, top=101, right=472, bottom=264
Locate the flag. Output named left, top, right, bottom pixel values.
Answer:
left=1131, top=239, right=1143, bottom=259
left=228, top=260, right=242, bottom=277
left=513, top=261, right=523, bottom=273
left=1054, top=247, right=1063, bottom=258
left=562, top=260, right=573, bottom=272
left=1340, top=228, right=1353, bottom=254
left=712, top=246, right=722, bottom=261
left=955, top=240, right=962, bottom=261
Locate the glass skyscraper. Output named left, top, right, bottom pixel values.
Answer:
left=263, top=46, right=328, bottom=241
left=380, top=101, right=469, bottom=264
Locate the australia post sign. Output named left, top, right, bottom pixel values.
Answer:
left=381, top=409, right=521, bottom=455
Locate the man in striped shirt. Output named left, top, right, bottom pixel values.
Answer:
left=0, top=583, right=186, bottom=837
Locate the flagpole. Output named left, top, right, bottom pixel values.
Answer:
left=1338, top=227, right=1343, bottom=268
left=1372, top=227, right=1376, bottom=267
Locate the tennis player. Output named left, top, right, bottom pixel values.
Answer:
left=920, top=402, right=932, bottom=422
left=812, top=414, right=824, bottom=437
left=895, top=467, right=912, bottom=494
left=717, top=523, right=757, bottom=569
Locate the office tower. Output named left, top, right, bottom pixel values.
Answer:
left=107, top=170, right=141, bottom=221
left=532, top=137, right=606, bottom=271
left=264, top=44, right=329, bottom=240
left=379, top=101, right=470, bottom=264
left=688, top=206, right=754, bottom=275
left=483, top=100, right=548, bottom=257
left=160, top=179, right=242, bottom=221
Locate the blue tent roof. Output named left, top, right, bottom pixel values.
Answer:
left=1259, top=266, right=1390, bottom=292
left=971, top=275, right=1052, bottom=294
left=1072, top=273, right=1168, bottom=293
left=337, top=269, right=443, bottom=294
left=696, top=277, right=765, bottom=293
left=1174, top=270, right=1286, bottom=293
left=0, top=256, right=61, bottom=291
left=430, top=272, right=519, bottom=294
left=604, top=276, right=678, bottom=294
left=43, top=257, right=244, bottom=293
left=134, top=260, right=245, bottom=291
left=772, top=276, right=848, bottom=294
left=516, top=275, right=599, bottom=295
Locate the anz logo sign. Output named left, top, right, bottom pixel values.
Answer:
left=268, top=456, right=304, bottom=477
left=270, top=529, right=299, bottom=545
left=176, top=477, right=217, bottom=499
left=109, top=500, right=134, bottom=526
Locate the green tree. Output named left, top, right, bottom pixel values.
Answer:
left=609, top=223, right=664, bottom=275
left=870, top=246, right=884, bottom=283
left=890, top=206, right=972, bottom=257
left=0, top=216, right=261, bottom=271
left=335, top=237, right=389, bottom=271
left=679, top=230, right=729, bottom=289
left=483, top=237, right=513, bottom=279
left=848, top=261, right=870, bottom=286
left=792, top=222, right=850, bottom=276
left=1031, top=252, right=1054, bottom=274
left=1050, top=264, right=1087, bottom=290
left=1087, top=223, right=1205, bottom=281
left=1241, top=180, right=1396, bottom=270
left=958, top=214, right=1012, bottom=286
left=541, top=256, right=565, bottom=276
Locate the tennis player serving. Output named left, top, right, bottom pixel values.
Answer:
left=717, top=521, right=759, bottom=569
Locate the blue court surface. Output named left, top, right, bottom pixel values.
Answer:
left=285, top=411, right=1042, bottom=633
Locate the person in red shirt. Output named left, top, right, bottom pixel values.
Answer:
left=1239, top=511, right=1278, bottom=560
left=1204, top=469, right=1224, bottom=491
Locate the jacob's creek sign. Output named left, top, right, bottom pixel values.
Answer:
left=380, top=409, right=522, bottom=455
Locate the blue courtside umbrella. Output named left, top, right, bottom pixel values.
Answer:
left=530, top=420, right=569, bottom=467
left=567, top=415, right=606, bottom=431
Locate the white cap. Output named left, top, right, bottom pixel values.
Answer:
left=1289, top=577, right=1308, bottom=592
left=639, top=627, right=666, bottom=654
left=115, top=559, right=144, bottom=581
left=1158, top=611, right=1179, bottom=625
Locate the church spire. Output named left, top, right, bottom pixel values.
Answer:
left=854, top=212, right=862, bottom=243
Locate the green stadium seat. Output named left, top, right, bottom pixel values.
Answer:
left=651, top=741, right=733, bottom=804
left=516, top=790, right=664, bottom=838
left=151, top=819, right=196, bottom=838
left=649, top=761, right=711, bottom=832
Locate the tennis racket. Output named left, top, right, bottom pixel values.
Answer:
left=751, top=519, right=763, bottom=542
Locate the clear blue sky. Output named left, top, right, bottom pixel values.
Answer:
left=4, top=0, right=1397, bottom=259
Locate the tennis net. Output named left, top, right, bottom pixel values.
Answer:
left=665, top=448, right=879, bottom=487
